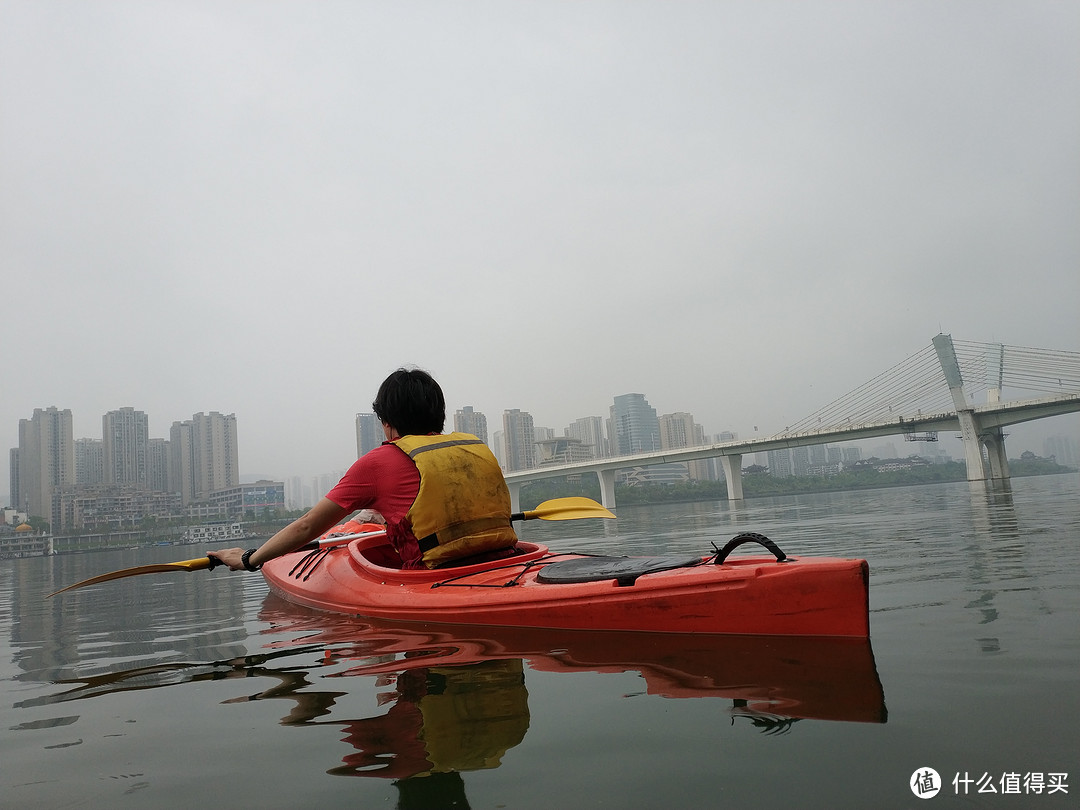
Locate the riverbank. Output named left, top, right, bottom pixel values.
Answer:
left=2, top=521, right=281, bottom=557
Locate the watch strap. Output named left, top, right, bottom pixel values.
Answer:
left=241, top=548, right=262, bottom=571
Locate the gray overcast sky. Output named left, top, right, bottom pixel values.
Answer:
left=2, top=1, right=1078, bottom=494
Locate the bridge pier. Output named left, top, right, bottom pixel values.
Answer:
left=507, top=481, right=521, bottom=514
left=981, top=426, right=1010, bottom=480
left=719, top=454, right=744, bottom=501
left=956, top=410, right=991, bottom=481
left=595, top=468, right=617, bottom=510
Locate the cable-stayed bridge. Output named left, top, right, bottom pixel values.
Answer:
left=503, top=334, right=1080, bottom=510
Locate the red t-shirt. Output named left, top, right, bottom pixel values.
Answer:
left=325, top=442, right=423, bottom=566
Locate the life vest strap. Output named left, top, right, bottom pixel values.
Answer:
left=418, top=515, right=514, bottom=553
left=403, top=436, right=485, bottom=459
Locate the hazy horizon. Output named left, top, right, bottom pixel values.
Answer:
left=7, top=383, right=1076, bottom=495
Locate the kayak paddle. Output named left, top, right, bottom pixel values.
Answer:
left=44, top=530, right=389, bottom=598
left=46, top=556, right=224, bottom=597
left=512, top=496, right=616, bottom=522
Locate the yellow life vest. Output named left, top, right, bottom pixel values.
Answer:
left=391, top=432, right=517, bottom=568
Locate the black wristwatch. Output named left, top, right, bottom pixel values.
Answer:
left=241, top=548, right=262, bottom=572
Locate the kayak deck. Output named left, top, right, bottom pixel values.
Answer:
left=261, top=530, right=870, bottom=637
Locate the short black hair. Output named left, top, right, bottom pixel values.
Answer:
left=372, top=368, right=446, bottom=436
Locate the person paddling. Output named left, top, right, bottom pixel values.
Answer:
left=210, top=368, right=518, bottom=573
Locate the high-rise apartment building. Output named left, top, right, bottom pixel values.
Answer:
left=610, top=394, right=660, bottom=456
left=103, top=407, right=149, bottom=487
left=453, top=406, right=489, bottom=445
left=8, top=448, right=19, bottom=510
left=659, top=412, right=710, bottom=480
left=169, top=412, right=238, bottom=504
left=356, top=412, right=382, bottom=457
left=16, top=406, right=75, bottom=526
left=286, top=475, right=310, bottom=511
left=791, top=445, right=810, bottom=477
left=193, top=412, right=238, bottom=499
left=147, top=437, right=170, bottom=492
left=75, top=438, right=104, bottom=485
left=566, top=416, right=607, bottom=459
left=169, top=420, right=196, bottom=504
left=313, top=472, right=340, bottom=498
left=659, top=412, right=694, bottom=450
left=502, top=409, right=536, bottom=471
left=767, top=448, right=793, bottom=477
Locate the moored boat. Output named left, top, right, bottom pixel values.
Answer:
left=261, top=527, right=871, bottom=638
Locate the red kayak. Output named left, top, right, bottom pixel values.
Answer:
left=261, top=527, right=871, bottom=638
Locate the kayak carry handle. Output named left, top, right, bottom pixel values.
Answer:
left=714, top=533, right=791, bottom=565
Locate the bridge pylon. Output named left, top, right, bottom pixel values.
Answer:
left=932, top=333, right=1009, bottom=482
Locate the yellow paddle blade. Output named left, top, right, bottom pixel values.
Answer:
left=46, top=557, right=217, bottom=598
left=521, top=496, right=616, bottom=521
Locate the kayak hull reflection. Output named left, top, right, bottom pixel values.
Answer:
left=258, top=597, right=888, bottom=725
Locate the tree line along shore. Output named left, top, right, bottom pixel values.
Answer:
left=517, top=455, right=1075, bottom=510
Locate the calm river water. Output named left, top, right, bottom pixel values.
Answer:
left=2, top=474, right=1077, bottom=809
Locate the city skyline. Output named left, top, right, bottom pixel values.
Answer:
left=8, top=406, right=241, bottom=525
left=7, top=387, right=1078, bottom=512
